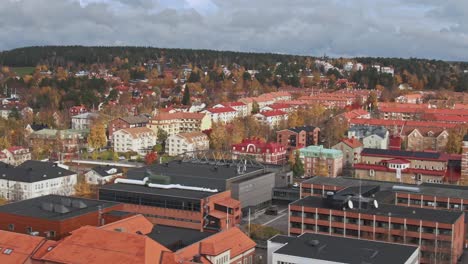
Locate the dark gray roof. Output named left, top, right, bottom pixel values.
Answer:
left=147, top=225, right=213, bottom=251
left=271, top=233, right=418, bottom=264
left=90, top=166, right=123, bottom=177
left=287, top=125, right=318, bottom=133
left=0, top=161, right=76, bottom=183
left=304, top=176, right=468, bottom=200
left=348, top=125, right=388, bottom=139
left=103, top=210, right=135, bottom=217
left=99, top=182, right=215, bottom=199
left=361, top=148, right=442, bottom=160
left=126, top=161, right=265, bottom=191
left=292, top=196, right=463, bottom=224
left=0, top=195, right=119, bottom=221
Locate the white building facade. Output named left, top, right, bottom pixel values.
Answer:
left=167, top=132, right=210, bottom=156
left=112, top=127, right=157, bottom=155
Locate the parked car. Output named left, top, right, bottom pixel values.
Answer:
left=265, top=205, right=279, bottom=216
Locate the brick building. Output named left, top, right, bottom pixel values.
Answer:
left=298, top=145, right=343, bottom=177
left=276, top=125, right=320, bottom=152
left=0, top=195, right=123, bottom=239
left=231, top=138, right=287, bottom=165
left=289, top=189, right=465, bottom=263
left=108, top=114, right=150, bottom=139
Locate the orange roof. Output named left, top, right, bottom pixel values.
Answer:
left=0, top=230, right=46, bottom=264
left=100, top=214, right=153, bottom=235
left=39, top=226, right=172, bottom=264
left=341, top=138, right=363, bottom=148
left=153, top=112, right=205, bottom=121
left=118, top=127, right=155, bottom=138
left=199, top=228, right=255, bottom=257
left=215, top=197, right=241, bottom=208
left=175, top=227, right=255, bottom=262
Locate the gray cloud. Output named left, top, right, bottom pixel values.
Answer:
left=1, top=0, right=467, bottom=60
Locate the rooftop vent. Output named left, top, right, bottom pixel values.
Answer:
left=71, top=200, right=88, bottom=209
left=307, top=240, right=320, bottom=247
left=41, top=202, right=54, bottom=212
left=114, top=227, right=125, bottom=232
left=60, top=198, right=72, bottom=207
left=53, top=204, right=71, bottom=214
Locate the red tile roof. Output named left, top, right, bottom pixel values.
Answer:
left=341, top=138, right=363, bottom=148
left=0, top=231, right=46, bottom=264
left=99, top=214, right=153, bottom=235
left=38, top=226, right=172, bottom=264
left=206, top=106, right=237, bottom=114
left=259, top=110, right=287, bottom=117
left=225, top=102, right=246, bottom=107
left=153, top=112, right=206, bottom=121
left=198, top=228, right=255, bottom=257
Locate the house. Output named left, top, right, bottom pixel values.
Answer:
left=1, top=146, right=31, bottom=166
left=268, top=233, right=419, bottom=264
left=148, top=112, right=212, bottom=137
left=254, top=110, right=288, bottom=128
left=0, top=195, right=123, bottom=239
left=84, top=166, right=123, bottom=185
left=112, top=127, right=156, bottom=155
left=167, top=132, right=210, bottom=156
left=69, top=105, right=88, bottom=116
left=276, top=125, right=321, bottom=151
left=332, top=138, right=363, bottom=166
left=203, top=106, right=238, bottom=124
left=298, top=145, right=343, bottom=177
left=0, top=161, right=78, bottom=201
left=108, top=114, right=150, bottom=139
left=71, top=112, right=99, bottom=130
left=231, top=138, right=287, bottom=165
left=347, top=125, right=389, bottom=149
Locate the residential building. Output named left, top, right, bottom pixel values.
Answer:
left=148, top=112, right=212, bottom=136
left=1, top=146, right=31, bottom=166
left=231, top=138, right=287, bottom=165
left=396, top=93, right=423, bottom=104
left=167, top=132, right=210, bottom=156
left=112, top=127, right=156, bottom=155
left=298, top=145, right=343, bottom=177
left=71, top=112, right=99, bottom=130
left=354, top=148, right=461, bottom=184
left=0, top=161, right=78, bottom=201
left=84, top=166, right=123, bottom=185
left=405, top=128, right=449, bottom=152
left=69, top=105, right=88, bottom=116
left=224, top=101, right=249, bottom=117
left=108, top=114, right=150, bottom=139
left=203, top=106, right=238, bottom=124
left=348, top=125, right=389, bottom=149
left=332, top=138, right=363, bottom=166
left=29, top=129, right=90, bottom=158
left=276, top=125, right=321, bottom=152
left=268, top=233, right=419, bottom=264
left=0, top=194, right=123, bottom=239
left=289, top=189, right=465, bottom=264
left=254, top=110, right=288, bottom=128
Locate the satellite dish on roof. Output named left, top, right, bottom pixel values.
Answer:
left=347, top=200, right=354, bottom=209
left=373, top=200, right=379, bottom=209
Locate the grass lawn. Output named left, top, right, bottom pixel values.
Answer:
left=11, top=67, right=35, bottom=77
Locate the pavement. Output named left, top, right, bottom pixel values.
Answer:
left=242, top=204, right=289, bottom=234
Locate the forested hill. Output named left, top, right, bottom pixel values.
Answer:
left=0, top=46, right=308, bottom=68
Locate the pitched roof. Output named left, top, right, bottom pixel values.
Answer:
left=258, top=110, right=287, bottom=117
left=38, top=226, right=173, bottom=264
left=0, top=160, right=76, bottom=183
left=360, top=148, right=444, bottom=161
left=341, top=138, right=363, bottom=148
left=0, top=231, right=46, bottom=264
left=120, top=115, right=150, bottom=124
left=90, top=166, right=123, bottom=177
left=153, top=112, right=206, bottom=121
left=205, top=106, right=236, bottom=114
left=116, top=127, right=155, bottom=138
left=100, top=214, right=154, bottom=235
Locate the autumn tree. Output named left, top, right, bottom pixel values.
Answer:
left=366, top=91, right=378, bottom=111
left=291, top=151, right=304, bottom=177
left=445, top=127, right=467, bottom=154
left=74, top=175, right=94, bottom=198
left=145, top=151, right=158, bottom=165
left=0, top=137, right=10, bottom=149
left=88, top=122, right=107, bottom=150
left=251, top=101, right=260, bottom=114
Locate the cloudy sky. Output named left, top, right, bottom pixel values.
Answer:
left=2, top=0, right=468, bottom=60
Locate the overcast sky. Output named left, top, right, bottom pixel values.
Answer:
left=2, top=0, right=468, bottom=61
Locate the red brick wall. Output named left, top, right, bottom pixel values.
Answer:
left=0, top=204, right=123, bottom=240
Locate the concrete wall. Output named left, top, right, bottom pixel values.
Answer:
left=230, top=172, right=275, bottom=209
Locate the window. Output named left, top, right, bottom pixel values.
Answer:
left=3, top=249, right=13, bottom=255
left=26, top=227, right=32, bottom=234
left=8, top=224, right=14, bottom=231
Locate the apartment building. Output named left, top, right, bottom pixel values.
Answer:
left=112, top=127, right=156, bottom=155
left=203, top=106, right=238, bottom=124
left=276, top=125, right=320, bottom=151
left=71, top=112, right=99, bottom=130
left=298, top=145, right=343, bottom=177
left=253, top=110, right=288, bottom=128
left=148, top=112, right=212, bottom=136
left=108, top=114, right=150, bottom=139
left=167, top=131, right=210, bottom=156
left=0, top=146, right=31, bottom=166
left=332, top=138, right=363, bottom=166
left=231, top=138, right=287, bottom=165
left=347, top=125, right=389, bottom=149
